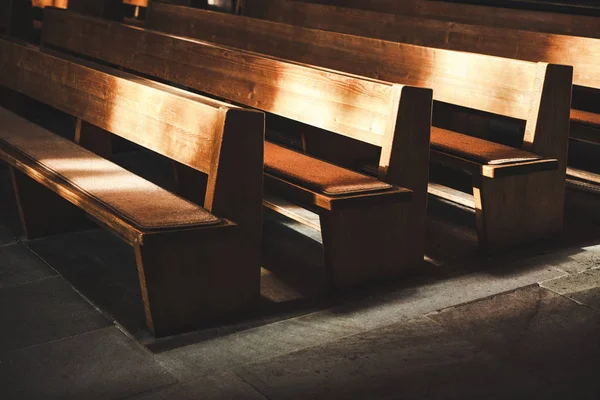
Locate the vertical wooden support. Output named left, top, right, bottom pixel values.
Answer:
left=379, top=85, right=432, bottom=268
left=320, top=203, right=410, bottom=289
left=74, top=119, right=113, bottom=158
left=134, top=222, right=255, bottom=337
left=10, top=168, right=93, bottom=239
left=473, top=63, right=573, bottom=251
left=204, top=109, right=265, bottom=276
left=172, top=162, right=208, bottom=205
left=319, top=85, right=432, bottom=290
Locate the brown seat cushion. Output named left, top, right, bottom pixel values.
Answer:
left=264, top=141, right=392, bottom=196
left=431, top=127, right=541, bottom=165
left=571, top=109, right=600, bottom=128
left=0, top=109, right=220, bottom=230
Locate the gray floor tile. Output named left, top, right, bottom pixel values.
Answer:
left=546, top=245, right=600, bottom=274
left=27, top=229, right=147, bottom=336
left=0, top=243, right=56, bottom=288
left=156, top=311, right=364, bottom=381
left=130, top=372, right=266, bottom=400
left=320, top=259, right=563, bottom=331
left=236, top=317, right=546, bottom=400
left=541, top=268, right=600, bottom=310
left=0, top=276, right=111, bottom=352
left=0, top=327, right=176, bottom=400
left=428, top=286, right=600, bottom=395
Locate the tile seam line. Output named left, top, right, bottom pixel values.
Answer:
left=0, top=274, right=57, bottom=289
left=539, top=285, right=600, bottom=313
left=0, top=325, right=114, bottom=356
left=21, top=240, right=116, bottom=320
left=423, top=282, right=543, bottom=317
left=234, top=370, right=274, bottom=400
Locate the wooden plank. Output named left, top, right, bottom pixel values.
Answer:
left=43, top=9, right=400, bottom=147
left=0, top=38, right=243, bottom=175
left=147, top=3, right=538, bottom=120
left=233, top=0, right=600, bottom=90
left=262, top=0, right=600, bottom=38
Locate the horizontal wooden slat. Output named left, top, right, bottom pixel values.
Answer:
left=235, top=0, right=600, bottom=91
left=0, top=38, right=247, bottom=174
left=149, top=3, right=538, bottom=120
left=42, top=8, right=405, bottom=147
left=271, top=0, right=600, bottom=38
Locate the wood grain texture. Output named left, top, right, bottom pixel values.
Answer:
left=135, top=221, right=259, bottom=337
left=148, top=2, right=537, bottom=120
left=233, top=0, right=600, bottom=91
left=43, top=8, right=405, bottom=147
left=41, top=9, right=433, bottom=281
left=0, top=39, right=266, bottom=335
left=264, top=0, right=600, bottom=38
left=474, top=64, right=573, bottom=251
left=157, top=1, right=572, bottom=249
left=1, top=38, right=241, bottom=175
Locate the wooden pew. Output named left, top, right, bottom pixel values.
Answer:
left=233, top=0, right=600, bottom=187
left=0, top=37, right=265, bottom=337
left=141, top=3, right=573, bottom=250
left=42, top=8, right=431, bottom=286
left=261, top=0, right=600, bottom=38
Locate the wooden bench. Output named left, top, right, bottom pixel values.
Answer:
left=42, top=8, right=431, bottom=287
left=233, top=0, right=600, bottom=187
left=0, top=38, right=265, bottom=337
left=141, top=2, right=572, bottom=250
left=263, top=0, right=600, bottom=38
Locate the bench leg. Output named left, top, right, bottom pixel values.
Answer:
left=172, top=161, right=208, bottom=205
left=133, top=224, right=260, bottom=337
left=320, top=203, right=416, bottom=290
left=473, top=171, right=564, bottom=252
left=74, top=119, right=113, bottom=158
left=10, top=167, right=94, bottom=239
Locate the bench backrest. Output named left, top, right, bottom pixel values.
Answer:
left=247, top=0, right=600, bottom=39
left=148, top=2, right=543, bottom=122
left=0, top=37, right=265, bottom=238
left=42, top=8, right=429, bottom=158
left=231, top=0, right=600, bottom=92
left=143, top=1, right=574, bottom=167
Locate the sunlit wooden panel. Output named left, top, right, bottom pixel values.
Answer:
left=32, top=0, right=68, bottom=8
left=123, top=0, right=148, bottom=6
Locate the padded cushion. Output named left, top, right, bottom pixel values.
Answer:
left=571, top=109, right=600, bottom=128
left=264, top=141, right=392, bottom=196
left=431, top=127, right=541, bottom=165
left=0, top=109, right=220, bottom=230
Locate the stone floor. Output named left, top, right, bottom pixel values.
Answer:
left=1, top=157, right=600, bottom=399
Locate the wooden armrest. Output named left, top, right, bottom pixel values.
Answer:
left=264, top=173, right=411, bottom=212
left=431, top=150, right=558, bottom=178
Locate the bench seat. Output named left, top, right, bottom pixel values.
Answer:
left=0, top=108, right=222, bottom=239
left=571, top=109, right=600, bottom=128
left=430, top=127, right=558, bottom=178
left=569, top=109, right=600, bottom=145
